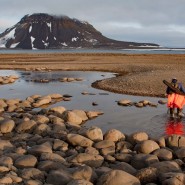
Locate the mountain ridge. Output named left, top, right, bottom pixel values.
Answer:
left=0, top=13, right=159, bottom=49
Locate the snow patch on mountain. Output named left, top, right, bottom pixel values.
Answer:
left=72, top=37, right=78, bottom=42
left=10, top=42, right=20, bottom=48
left=0, top=28, right=16, bottom=48
left=31, top=36, right=37, bottom=49
left=29, top=25, right=32, bottom=33
left=61, top=42, right=67, bottom=46
left=47, top=22, right=51, bottom=32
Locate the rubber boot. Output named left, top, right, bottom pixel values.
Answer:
left=170, top=108, right=175, bottom=118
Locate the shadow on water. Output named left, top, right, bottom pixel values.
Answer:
left=1, top=70, right=185, bottom=137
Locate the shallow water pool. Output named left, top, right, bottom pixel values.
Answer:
left=0, top=70, right=183, bottom=138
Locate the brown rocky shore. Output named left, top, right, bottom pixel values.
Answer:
left=0, top=94, right=185, bottom=185
left=0, top=53, right=185, bottom=184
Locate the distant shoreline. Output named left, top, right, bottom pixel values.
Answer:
left=0, top=53, right=185, bottom=97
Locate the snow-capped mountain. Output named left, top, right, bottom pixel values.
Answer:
left=0, top=13, right=159, bottom=49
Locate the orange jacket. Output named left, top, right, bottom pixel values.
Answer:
left=167, top=93, right=185, bottom=109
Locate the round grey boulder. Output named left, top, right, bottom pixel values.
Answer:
left=0, top=119, right=15, bottom=133
left=137, top=140, right=160, bottom=154
left=152, top=148, right=173, bottom=161
left=14, top=155, right=37, bottom=168
left=128, top=132, right=149, bottom=145
left=67, top=134, right=93, bottom=147
left=104, top=129, right=125, bottom=142
left=97, top=170, right=141, bottom=185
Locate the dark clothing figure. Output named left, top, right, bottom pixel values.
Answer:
left=166, top=78, right=185, bottom=118
left=166, top=79, right=185, bottom=95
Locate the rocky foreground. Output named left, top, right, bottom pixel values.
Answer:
left=0, top=93, right=184, bottom=185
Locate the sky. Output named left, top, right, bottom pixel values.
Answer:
left=0, top=0, right=185, bottom=47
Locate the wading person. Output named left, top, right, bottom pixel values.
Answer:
left=166, top=78, right=185, bottom=118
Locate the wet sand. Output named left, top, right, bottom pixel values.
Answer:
left=0, top=53, right=185, bottom=97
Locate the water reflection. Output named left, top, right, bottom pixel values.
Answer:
left=165, top=119, right=185, bottom=136
left=0, top=70, right=168, bottom=137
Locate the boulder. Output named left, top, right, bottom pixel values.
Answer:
left=17, top=100, right=32, bottom=108
left=26, top=96, right=35, bottom=103
left=53, top=139, right=68, bottom=151
left=137, top=140, right=160, bottom=154
left=72, top=165, right=97, bottom=182
left=6, top=99, right=20, bottom=106
left=0, top=177, right=13, bottom=184
left=62, top=111, right=83, bottom=125
left=139, top=100, right=151, bottom=106
left=0, top=166, right=9, bottom=172
left=5, top=174, right=22, bottom=183
left=19, top=168, right=45, bottom=181
left=128, top=132, right=149, bottom=145
left=0, top=119, right=15, bottom=133
left=116, top=141, right=133, bottom=152
left=152, top=148, right=173, bottom=161
left=95, top=167, right=112, bottom=177
left=33, top=115, right=49, bottom=124
left=37, top=160, right=67, bottom=172
left=25, top=180, right=43, bottom=185
left=104, top=155, right=116, bottom=162
left=40, top=153, right=66, bottom=163
left=28, top=142, right=52, bottom=156
left=97, top=170, right=141, bottom=185
left=72, top=110, right=88, bottom=121
left=104, top=129, right=125, bottom=142
left=150, top=161, right=182, bottom=173
left=7, top=105, right=17, bottom=112
left=85, top=147, right=99, bottom=155
left=136, top=167, right=158, bottom=184
left=9, top=75, right=19, bottom=79
left=48, top=93, right=63, bottom=99
left=0, top=156, right=13, bottom=168
left=50, top=106, right=66, bottom=115
left=0, top=99, right=7, bottom=108
left=32, top=95, right=52, bottom=107
left=46, top=170, right=73, bottom=185
left=86, top=111, right=103, bottom=119
left=100, top=146, right=115, bottom=156
left=159, top=172, right=185, bottom=185
left=67, top=134, right=93, bottom=147
left=14, top=155, right=37, bottom=168
left=94, top=140, right=115, bottom=149
left=83, top=126, right=103, bottom=142
left=135, top=102, right=144, bottom=108
left=175, top=148, right=185, bottom=159
left=34, top=124, right=51, bottom=136
left=70, top=153, right=104, bottom=168
left=67, top=180, right=93, bottom=185
left=114, top=153, right=133, bottom=163
left=157, top=137, right=166, bottom=147
left=131, top=154, right=159, bottom=170
left=117, top=99, right=132, bottom=106
left=109, top=162, right=137, bottom=175
left=16, top=120, right=37, bottom=133
left=166, top=135, right=185, bottom=148
left=0, top=140, right=14, bottom=150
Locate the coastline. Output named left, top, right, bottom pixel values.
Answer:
left=0, top=53, right=185, bottom=97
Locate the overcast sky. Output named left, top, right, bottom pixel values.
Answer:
left=0, top=0, right=185, bottom=47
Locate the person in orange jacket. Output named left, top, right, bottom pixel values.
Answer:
left=166, top=78, right=185, bottom=118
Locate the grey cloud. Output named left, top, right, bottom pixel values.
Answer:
left=0, top=0, right=185, bottom=47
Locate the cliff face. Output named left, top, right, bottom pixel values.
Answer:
left=0, top=13, right=159, bottom=49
